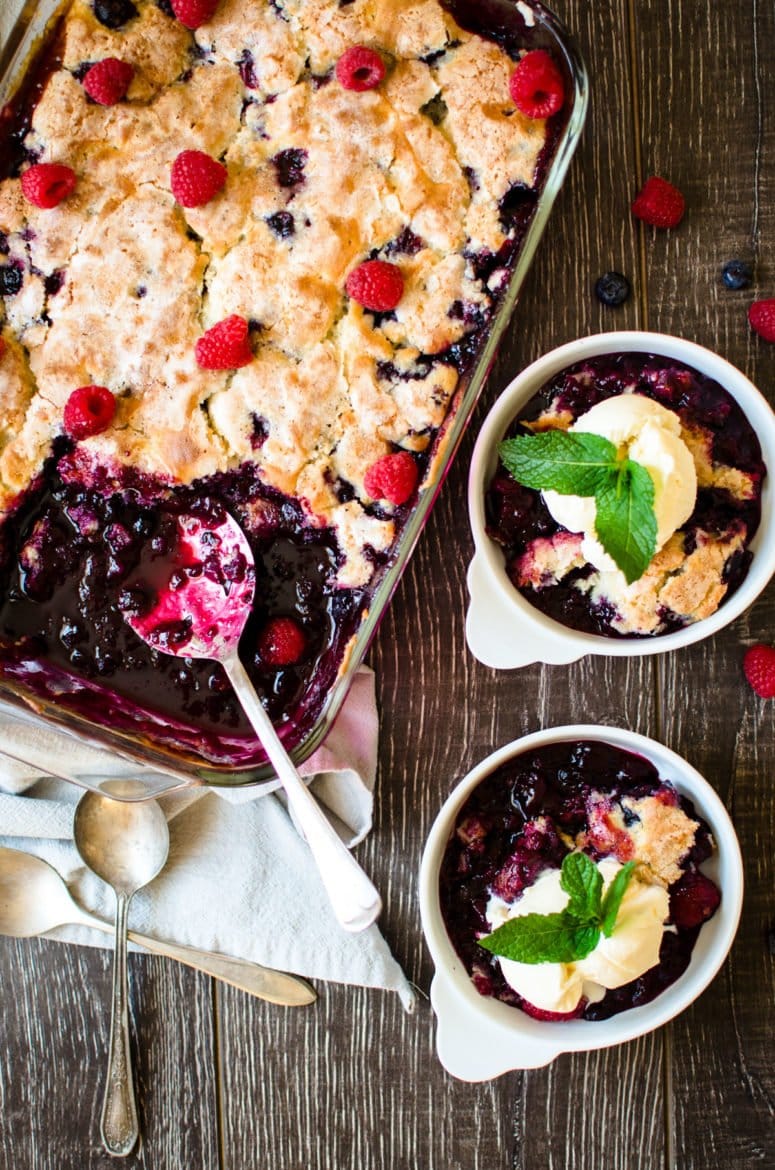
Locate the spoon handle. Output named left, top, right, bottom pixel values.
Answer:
left=101, top=891, right=139, bottom=1157
left=224, top=654, right=382, bottom=933
left=127, top=930, right=317, bottom=1006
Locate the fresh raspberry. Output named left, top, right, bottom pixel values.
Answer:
left=170, top=150, right=227, bottom=208
left=335, top=46, right=386, bottom=91
left=345, top=259, right=404, bottom=311
left=508, top=50, right=565, bottom=119
left=257, top=616, right=306, bottom=667
left=748, top=298, right=775, bottom=343
left=669, top=870, right=721, bottom=930
left=20, top=163, right=77, bottom=209
left=82, top=57, right=134, bottom=105
left=170, top=0, right=219, bottom=29
left=195, top=315, right=253, bottom=370
left=743, top=643, right=775, bottom=697
left=63, top=385, right=117, bottom=440
left=364, top=451, right=418, bottom=505
left=631, top=176, right=686, bottom=229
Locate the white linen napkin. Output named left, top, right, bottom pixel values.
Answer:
left=0, top=667, right=416, bottom=1009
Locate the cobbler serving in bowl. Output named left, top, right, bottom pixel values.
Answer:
left=419, top=726, right=743, bottom=1078
left=0, top=0, right=585, bottom=770
left=466, top=332, right=775, bottom=669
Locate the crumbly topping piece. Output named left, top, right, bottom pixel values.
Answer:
left=618, top=795, right=699, bottom=886
left=0, top=0, right=549, bottom=585
left=515, top=531, right=585, bottom=589
left=61, top=0, right=191, bottom=97
left=681, top=423, right=758, bottom=500
left=578, top=790, right=699, bottom=887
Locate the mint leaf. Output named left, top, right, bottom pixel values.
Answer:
left=600, top=861, right=637, bottom=937
left=479, top=912, right=600, bottom=964
left=560, top=851, right=603, bottom=922
left=498, top=431, right=617, bottom=497
left=594, top=459, right=657, bottom=583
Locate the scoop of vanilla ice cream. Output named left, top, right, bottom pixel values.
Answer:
left=543, top=394, right=698, bottom=575
left=486, top=871, right=585, bottom=1013
left=485, top=858, right=669, bottom=1014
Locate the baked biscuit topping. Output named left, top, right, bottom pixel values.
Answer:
left=0, top=0, right=550, bottom=587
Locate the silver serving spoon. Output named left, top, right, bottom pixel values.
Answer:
left=123, top=511, right=382, bottom=934
left=0, top=844, right=316, bottom=1006
left=73, top=780, right=169, bottom=1158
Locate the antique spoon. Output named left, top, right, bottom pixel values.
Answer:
left=73, top=781, right=169, bottom=1158
left=122, top=510, right=382, bottom=934
left=0, top=845, right=316, bottom=1006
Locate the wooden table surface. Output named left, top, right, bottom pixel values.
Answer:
left=2, top=2, right=774, bottom=1167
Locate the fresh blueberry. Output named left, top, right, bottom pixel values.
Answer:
left=721, top=259, right=753, bottom=290
left=594, top=271, right=631, bottom=307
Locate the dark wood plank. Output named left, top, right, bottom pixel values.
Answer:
left=635, top=0, right=775, bottom=1164
left=0, top=942, right=220, bottom=1169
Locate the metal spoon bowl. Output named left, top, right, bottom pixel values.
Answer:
left=124, top=510, right=382, bottom=934
left=73, top=781, right=170, bottom=1157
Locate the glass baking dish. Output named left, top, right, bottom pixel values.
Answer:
left=0, top=0, right=588, bottom=797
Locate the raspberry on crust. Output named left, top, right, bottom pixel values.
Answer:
left=171, top=150, right=227, bottom=208
left=82, top=58, right=134, bottom=105
left=364, top=451, right=419, bottom=505
left=170, top=0, right=219, bottom=30
left=195, top=315, right=253, bottom=370
left=509, top=50, right=565, bottom=119
left=335, top=46, right=386, bottom=92
left=345, top=259, right=404, bottom=311
left=20, top=163, right=77, bottom=209
left=63, top=385, right=117, bottom=440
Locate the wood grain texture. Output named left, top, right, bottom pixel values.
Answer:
left=0, top=943, right=220, bottom=1169
left=2, top=2, right=774, bottom=1167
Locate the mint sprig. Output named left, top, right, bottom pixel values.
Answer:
left=498, top=431, right=658, bottom=583
left=478, top=854, right=637, bottom=966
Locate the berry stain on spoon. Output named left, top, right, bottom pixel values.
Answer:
left=121, top=512, right=255, bottom=659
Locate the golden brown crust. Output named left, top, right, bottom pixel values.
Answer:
left=0, top=0, right=548, bottom=584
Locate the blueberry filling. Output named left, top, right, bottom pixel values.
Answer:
left=271, top=148, right=307, bottom=189
left=238, top=50, right=260, bottom=90
left=265, top=210, right=295, bottom=239
left=0, top=451, right=365, bottom=767
left=440, top=740, right=718, bottom=1021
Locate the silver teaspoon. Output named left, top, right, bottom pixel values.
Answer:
left=73, top=781, right=169, bottom=1158
left=122, top=510, right=382, bottom=934
left=0, top=845, right=316, bottom=1006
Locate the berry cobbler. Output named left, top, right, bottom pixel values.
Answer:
left=486, top=352, right=766, bottom=637
left=439, top=739, right=721, bottom=1021
left=0, top=0, right=567, bottom=766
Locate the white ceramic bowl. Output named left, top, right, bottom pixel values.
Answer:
left=466, top=331, right=775, bottom=668
left=419, top=724, right=743, bottom=1080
